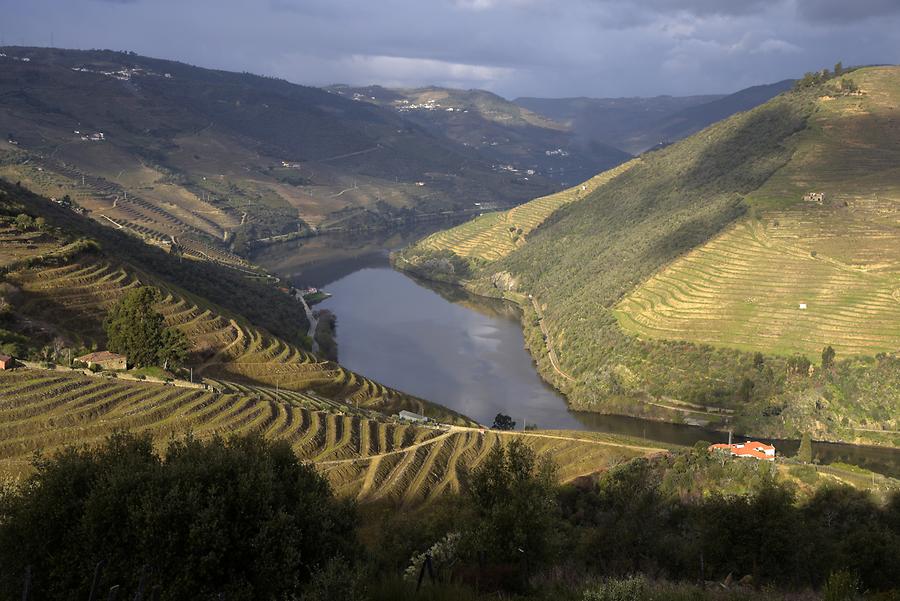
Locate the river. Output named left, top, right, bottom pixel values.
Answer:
left=253, top=228, right=900, bottom=478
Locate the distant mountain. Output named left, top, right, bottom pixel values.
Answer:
left=327, top=85, right=632, bottom=185
left=0, top=47, right=555, bottom=258
left=514, top=94, right=721, bottom=155
left=649, top=79, right=797, bottom=147
left=516, top=80, right=794, bottom=154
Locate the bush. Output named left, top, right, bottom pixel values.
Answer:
left=583, top=575, right=648, bottom=601
left=0, top=432, right=356, bottom=601
left=824, top=571, right=859, bottom=601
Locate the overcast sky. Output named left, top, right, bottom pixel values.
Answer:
left=2, top=0, right=899, bottom=98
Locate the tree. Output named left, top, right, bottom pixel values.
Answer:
left=104, top=287, right=164, bottom=367
left=753, top=352, right=765, bottom=370
left=822, top=345, right=836, bottom=370
left=14, top=213, right=33, bottom=232
left=834, top=61, right=844, bottom=77
left=104, top=286, right=189, bottom=369
left=798, top=432, right=813, bottom=464
left=462, top=439, right=560, bottom=576
left=492, top=413, right=516, bottom=430
left=158, top=327, right=189, bottom=370
left=0, top=433, right=356, bottom=601
left=736, top=377, right=755, bottom=403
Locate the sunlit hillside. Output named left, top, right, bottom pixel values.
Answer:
left=616, top=67, right=900, bottom=358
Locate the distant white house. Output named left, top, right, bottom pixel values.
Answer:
left=799, top=303, right=808, bottom=310
left=398, top=410, right=428, bottom=423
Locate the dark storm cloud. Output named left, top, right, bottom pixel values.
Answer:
left=1, top=0, right=898, bottom=97
left=795, top=0, right=900, bottom=23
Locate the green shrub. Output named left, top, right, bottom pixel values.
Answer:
left=825, top=571, right=859, bottom=601
left=583, top=575, right=648, bottom=601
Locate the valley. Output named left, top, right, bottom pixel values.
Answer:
left=399, top=67, right=900, bottom=449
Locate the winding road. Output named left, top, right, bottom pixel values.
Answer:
left=530, top=296, right=575, bottom=382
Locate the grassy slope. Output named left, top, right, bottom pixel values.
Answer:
left=402, top=69, right=900, bottom=446
left=407, top=159, right=638, bottom=263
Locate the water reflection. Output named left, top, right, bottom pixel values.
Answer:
left=254, top=228, right=900, bottom=478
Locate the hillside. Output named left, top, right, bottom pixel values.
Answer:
left=0, top=368, right=658, bottom=505
left=0, top=179, right=473, bottom=424
left=516, top=80, right=793, bottom=154
left=400, top=67, right=900, bottom=446
left=0, top=47, right=553, bottom=260
left=329, top=85, right=631, bottom=184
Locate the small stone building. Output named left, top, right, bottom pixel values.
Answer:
left=803, top=192, right=825, bottom=203
left=76, top=351, right=128, bottom=370
left=0, top=354, right=14, bottom=370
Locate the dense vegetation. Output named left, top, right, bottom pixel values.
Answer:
left=0, top=433, right=355, bottom=600
left=103, top=287, right=188, bottom=369
left=6, top=433, right=894, bottom=599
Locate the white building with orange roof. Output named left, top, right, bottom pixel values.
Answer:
left=709, top=441, right=776, bottom=461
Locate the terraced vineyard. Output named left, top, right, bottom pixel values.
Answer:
left=617, top=67, right=900, bottom=358
left=0, top=369, right=440, bottom=478
left=4, top=255, right=464, bottom=422
left=615, top=217, right=900, bottom=357
left=0, top=155, right=247, bottom=267
left=0, top=369, right=657, bottom=504
left=414, top=159, right=638, bottom=262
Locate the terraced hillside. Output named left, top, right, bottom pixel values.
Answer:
left=399, top=68, right=900, bottom=445
left=0, top=46, right=554, bottom=252
left=0, top=369, right=656, bottom=504
left=3, top=254, right=463, bottom=422
left=617, top=67, right=900, bottom=358
left=408, top=159, right=638, bottom=262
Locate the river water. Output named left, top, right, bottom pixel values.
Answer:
left=253, top=228, right=900, bottom=478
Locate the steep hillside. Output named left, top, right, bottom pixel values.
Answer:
left=400, top=159, right=638, bottom=267
left=328, top=85, right=631, bottom=184
left=0, top=47, right=551, bottom=258
left=401, top=67, right=900, bottom=446
left=516, top=80, right=793, bottom=154
left=616, top=68, right=900, bottom=357
left=0, top=179, right=469, bottom=423
left=0, top=369, right=657, bottom=505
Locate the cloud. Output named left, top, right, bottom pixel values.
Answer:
left=3, top=0, right=899, bottom=98
left=795, top=0, right=900, bottom=24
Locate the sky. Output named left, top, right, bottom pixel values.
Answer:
left=2, top=0, right=899, bottom=98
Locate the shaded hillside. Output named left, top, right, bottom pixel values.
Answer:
left=653, top=79, right=796, bottom=145
left=0, top=47, right=552, bottom=258
left=514, top=94, right=720, bottom=154
left=402, top=67, right=900, bottom=446
left=516, top=80, right=793, bottom=154
left=328, top=85, right=631, bottom=184
left=0, top=179, right=472, bottom=423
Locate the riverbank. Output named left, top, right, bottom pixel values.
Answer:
left=391, top=253, right=900, bottom=451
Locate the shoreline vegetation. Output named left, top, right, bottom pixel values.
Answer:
left=390, top=253, right=897, bottom=454
left=393, top=67, right=900, bottom=451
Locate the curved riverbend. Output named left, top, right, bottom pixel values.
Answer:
left=255, top=233, right=900, bottom=478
